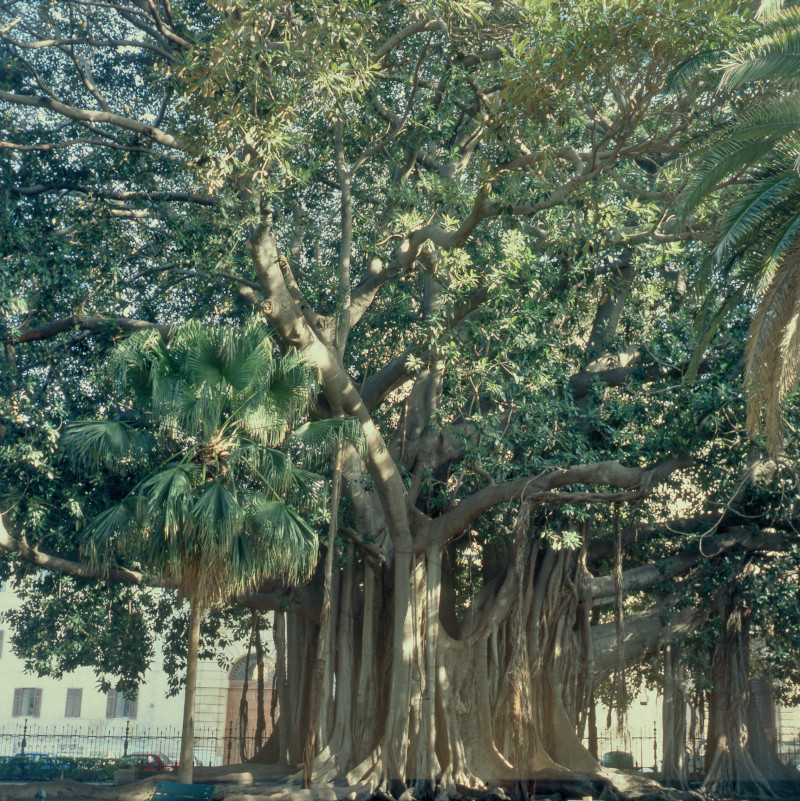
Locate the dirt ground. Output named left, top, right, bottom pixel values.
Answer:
left=0, top=766, right=685, bottom=801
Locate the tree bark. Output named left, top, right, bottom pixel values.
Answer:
left=254, top=614, right=267, bottom=752
left=702, top=593, right=772, bottom=798
left=178, top=597, right=202, bottom=784
left=661, top=644, right=688, bottom=788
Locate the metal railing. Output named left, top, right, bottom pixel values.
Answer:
left=0, top=719, right=263, bottom=771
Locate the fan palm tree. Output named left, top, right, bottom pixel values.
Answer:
left=678, top=0, right=800, bottom=454
left=63, top=321, right=359, bottom=783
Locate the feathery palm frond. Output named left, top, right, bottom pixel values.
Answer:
left=665, top=49, right=725, bottom=94
left=679, top=96, right=800, bottom=223
left=677, top=137, right=786, bottom=223
left=687, top=285, right=749, bottom=380
left=762, top=208, right=800, bottom=283
left=722, top=27, right=800, bottom=86
left=745, top=249, right=800, bottom=452
left=758, top=0, right=786, bottom=21
left=713, top=171, right=800, bottom=260
left=681, top=9, right=800, bottom=451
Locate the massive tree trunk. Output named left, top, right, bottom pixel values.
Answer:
left=263, top=522, right=653, bottom=795
left=661, top=644, right=688, bottom=788
left=701, top=592, right=799, bottom=798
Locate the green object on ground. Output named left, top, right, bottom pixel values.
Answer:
left=151, top=781, right=216, bottom=801
left=601, top=751, right=635, bottom=770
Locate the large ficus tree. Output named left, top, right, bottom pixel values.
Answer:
left=3, top=0, right=800, bottom=797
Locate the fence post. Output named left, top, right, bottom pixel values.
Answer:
left=124, top=720, right=130, bottom=757
left=226, top=722, right=233, bottom=765
left=653, top=721, right=658, bottom=771
left=20, top=719, right=27, bottom=757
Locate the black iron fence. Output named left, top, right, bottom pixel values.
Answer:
left=778, top=736, right=800, bottom=769
left=593, top=727, right=660, bottom=772
left=0, top=719, right=260, bottom=775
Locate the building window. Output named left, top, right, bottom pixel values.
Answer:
left=65, top=688, right=82, bottom=718
left=106, top=689, right=137, bottom=719
left=12, top=688, right=42, bottom=718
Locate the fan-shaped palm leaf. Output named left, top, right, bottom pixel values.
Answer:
left=190, top=480, right=244, bottom=542
left=140, top=464, right=197, bottom=540
left=82, top=497, right=146, bottom=563
left=247, top=495, right=318, bottom=585
left=62, top=421, right=155, bottom=472
left=289, top=418, right=366, bottom=469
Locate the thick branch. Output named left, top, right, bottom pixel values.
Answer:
left=0, top=513, right=161, bottom=587
left=0, top=90, right=183, bottom=150
left=248, top=223, right=413, bottom=551
left=426, top=455, right=691, bottom=546
left=7, top=314, right=171, bottom=344
left=590, top=527, right=792, bottom=605
left=8, top=183, right=215, bottom=206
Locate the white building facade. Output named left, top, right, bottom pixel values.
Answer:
left=0, top=586, right=273, bottom=766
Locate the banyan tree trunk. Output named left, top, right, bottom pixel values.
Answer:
left=661, top=644, right=688, bottom=788
left=701, top=592, right=795, bottom=798
left=266, top=528, right=616, bottom=796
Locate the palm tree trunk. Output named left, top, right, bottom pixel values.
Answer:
left=178, top=597, right=202, bottom=784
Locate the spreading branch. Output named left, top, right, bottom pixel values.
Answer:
left=6, top=314, right=172, bottom=345
left=425, top=455, right=692, bottom=547
left=0, top=90, right=183, bottom=150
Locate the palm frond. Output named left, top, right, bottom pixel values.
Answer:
left=114, top=330, right=174, bottom=403
left=723, top=29, right=800, bottom=87
left=714, top=171, right=799, bottom=260
left=139, top=464, right=197, bottom=538
left=177, top=380, right=223, bottom=441
left=264, top=349, right=315, bottom=424
left=721, top=95, right=800, bottom=142
left=237, top=405, right=288, bottom=447
left=289, top=467, right=326, bottom=496
left=233, top=444, right=294, bottom=493
left=82, top=498, right=144, bottom=564
left=190, top=480, right=243, bottom=541
left=745, top=249, right=800, bottom=452
left=62, top=420, right=155, bottom=471
left=762, top=4, right=800, bottom=28
left=289, top=418, right=366, bottom=468
left=665, top=50, right=724, bottom=94
left=686, top=286, right=748, bottom=381
left=761, top=208, right=800, bottom=287
left=678, top=137, right=785, bottom=222
left=757, top=0, right=786, bottom=21
left=246, top=494, right=319, bottom=585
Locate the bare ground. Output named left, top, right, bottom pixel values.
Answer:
left=0, top=767, right=703, bottom=801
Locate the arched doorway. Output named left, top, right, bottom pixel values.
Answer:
left=223, top=656, right=276, bottom=763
